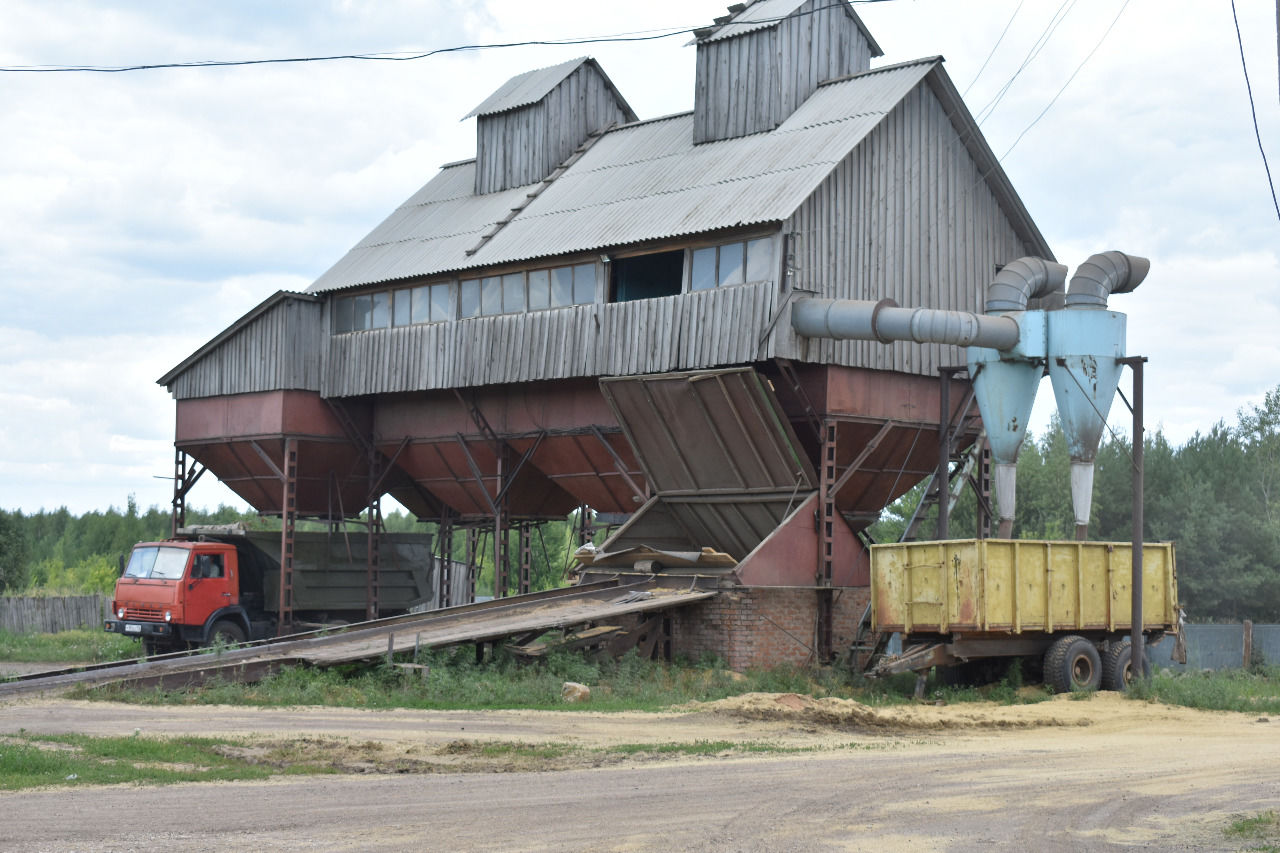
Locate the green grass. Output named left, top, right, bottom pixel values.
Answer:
left=0, top=731, right=317, bottom=791
left=1225, top=809, right=1280, bottom=851
left=1127, top=666, right=1280, bottom=714
left=0, top=628, right=142, bottom=664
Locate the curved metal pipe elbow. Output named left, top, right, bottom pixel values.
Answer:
left=1065, top=251, right=1151, bottom=309
left=985, top=257, right=1069, bottom=313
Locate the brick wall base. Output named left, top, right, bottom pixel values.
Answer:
left=669, top=586, right=870, bottom=670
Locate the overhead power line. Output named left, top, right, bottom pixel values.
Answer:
left=962, top=0, right=1026, bottom=97
left=0, top=0, right=896, bottom=74
left=1231, top=0, right=1280, bottom=224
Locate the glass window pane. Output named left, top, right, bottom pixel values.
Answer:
left=718, top=242, right=744, bottom=287
left=459, top=279, right=480, bottom=318
left=481, top=276, right=502, bottom=315
left=690, top=247, right=716, bottom=291
left=393, top=289, right=411, bottom=326
left=528, top=269, right=550, bottom=310
left=334, top=296, right=354, bottom=333
left=550, top=266, right=574, bottom=306
left=572, top=264, right=596, bottom=304
left=745, top=237, right=774, bottom=282
left=354, top=294, right=372, bottom=330
left=371, top=291, right=390, bottom=328
left=502, top=272, right=525, bottom=313
left=411, top=286, right=430, bottom=324
left=430, top=283, right=452, bottom=322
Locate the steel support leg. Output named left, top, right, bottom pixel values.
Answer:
left=816, top=419, right=837, bottom=663
left=278, top=438, right=297, bottom=636
left=518, top=523, right=533, bottom=595
left=366, top=498, right=382, bottom=621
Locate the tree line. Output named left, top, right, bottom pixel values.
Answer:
left=2, top=386, right=1279, bottom=620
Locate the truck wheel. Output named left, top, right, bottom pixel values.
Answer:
left=1102, top=638, right=1151, bottom=691
left=1044, top=635, right=1101, bottom=693
left=207, top=620, right=246, bottom=648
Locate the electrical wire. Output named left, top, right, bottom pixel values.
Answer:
left=0, top=0, right=897, bottom=74
left=974, top=0, right=1077, bottom=125
left=962, top=0, right=1026, bottom=97
left=1000, top=0, right=1132, bottom=160
left=1231, top=0, right=1280, bottom=225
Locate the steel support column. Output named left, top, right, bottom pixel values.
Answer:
left=170, top=449, right=205, bottom=537
left=438, top=513, right=454, bottom=609
left=816, top=419, right=837, bottom=663
left=278, top=438, right=298, bottom=636
left=465, top=527, right=481, bottom=604
left=518, top=522, right=533, bottom=595
left=366, top=498, right=383, bottom=621
left=1120, top=356, right=1148, bottom=682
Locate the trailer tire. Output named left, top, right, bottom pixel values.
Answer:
left=1102, top=638, right=1151, bottom=691
left=1044, top=635, right=1101, bottom=693
left=207, top=620, right=246, bottom=649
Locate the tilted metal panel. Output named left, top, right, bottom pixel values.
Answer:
left=305, top=60, right=937, bottom=293
left=599, top=368, right=815, bottom=495
left=698, top=0, right=882, bottom=54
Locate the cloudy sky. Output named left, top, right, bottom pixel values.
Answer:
left=1, top=0, right=1277, bottom=515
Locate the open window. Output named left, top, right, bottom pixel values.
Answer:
left=610, top=250, right=684, bottom=303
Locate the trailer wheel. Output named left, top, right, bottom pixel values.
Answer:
left=1102, top=638, right=1151, bottom=691
left=207, top=620, right=246, bottom=649
left=1044, top=635, right=1101, bottom=693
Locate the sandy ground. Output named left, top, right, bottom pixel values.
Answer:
left=1, top=691, right=1277, bottom=852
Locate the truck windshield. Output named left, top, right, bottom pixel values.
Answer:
left=123, top=547, right=190, bottom=580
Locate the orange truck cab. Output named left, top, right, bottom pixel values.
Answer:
left=105, top=539, right=269, bottom=654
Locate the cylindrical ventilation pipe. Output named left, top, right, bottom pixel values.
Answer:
left=791, top=257, right=1066, bottom=540
left=1047, top=251, right=1149, bottom=540
left=968, top=258, right=1067, bottom=538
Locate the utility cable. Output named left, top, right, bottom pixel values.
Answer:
left=0, top=0, right=897, bottom=74
left=962, top=0, right=1026, bottom=97
left=1231, top=0, right=1280, bottom=224
left=974, top=0, right=1076, bottom=125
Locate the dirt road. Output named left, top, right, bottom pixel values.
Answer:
left=2, top=692, right=1276, bottom=851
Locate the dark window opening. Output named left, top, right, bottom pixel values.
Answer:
left=611, top=251, right=684, bottom=303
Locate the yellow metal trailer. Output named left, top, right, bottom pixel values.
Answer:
left=868, top=539, right=1182, bottom=692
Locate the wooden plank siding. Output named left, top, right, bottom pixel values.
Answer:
left=693, top=0, right=873, bottom=144
left=320, top=282, right=780, bottom=398
left=772, top=78, right=1035, bottom=376
left=169, top=297, right=323, bottom=400
left=475, top=63, right=634, bottom=195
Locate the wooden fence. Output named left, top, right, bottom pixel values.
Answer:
left=0, top=595, right=108, bottom=634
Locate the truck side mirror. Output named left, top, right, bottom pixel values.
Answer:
left=118, top=554, right=125, bottom=576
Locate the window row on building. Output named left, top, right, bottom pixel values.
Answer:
left=332, top=235, right=776, bottom=333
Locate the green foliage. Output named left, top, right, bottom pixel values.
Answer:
left=0, top=628, right=142, bottom=663
left=0, top=509, right=30, bottom=591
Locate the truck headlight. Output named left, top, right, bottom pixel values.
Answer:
left=117, top=608, right=125, bottom=619
left=164, top=611, right=172, bottom=622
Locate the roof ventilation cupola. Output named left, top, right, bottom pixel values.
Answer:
left=691, top=0, right=883, bottom=144
left=464, top=56, right=638, bottom=195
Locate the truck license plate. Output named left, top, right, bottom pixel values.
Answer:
left=124, top=623, right=142, bottom=634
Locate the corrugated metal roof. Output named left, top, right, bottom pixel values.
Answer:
left=696, top=0, right=883, bottom=56
left=463, top=56, right=590, bottom=118
left=308, top=58, right=1042, bottom=294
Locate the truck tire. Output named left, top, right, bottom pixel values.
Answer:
left=1044, top=635, right=1101, bottom=693
left=1102, top=637, right=1151, bottom=692
left=207, top=620, right=246, bottom=649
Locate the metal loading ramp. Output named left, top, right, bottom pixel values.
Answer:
left=0, top=579, right=715, bottom=698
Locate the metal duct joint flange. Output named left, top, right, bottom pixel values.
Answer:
left=1065, top=251, right=1151, bottom=309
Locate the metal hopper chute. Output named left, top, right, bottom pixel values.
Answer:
left=592, top=368, right=817, bottom=567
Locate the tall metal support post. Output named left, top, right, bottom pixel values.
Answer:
left=170, top=449, right=205, bottom=537
left=465, top=526, right=481, bottom=604
left=366, top=498, right=383, bottom=621
left=936, top=369, right=953, bottom=540
left=816, top=419, right=838, bottom=663
left=437, top=513, right=454, bottom=608
left=1122, top=356, right=1148, bottom=681
left=278, top=438, right=298, bottom=636
left=518, top=523, right=533, bottom=595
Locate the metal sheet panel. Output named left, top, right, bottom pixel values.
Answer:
left=871, top=539, right=1179, bottom=635
left=599, top=368, right=815, bottom=495
left=698, top=0, right=881, bottom=55
left=464, top=56, right=590, bottom=118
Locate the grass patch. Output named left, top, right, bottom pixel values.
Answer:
left=0, top=628, right=141, bottom=664
left=1225, top=809, right=1280, bottom=851
left=1127, top=666, right=1280, bottom=714
left=0, top=731, right=301, bottom=790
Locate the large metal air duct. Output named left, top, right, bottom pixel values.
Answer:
left=790, top=298, right=1021, bottom=350
left=1063, top=251, right=1151, bottom=309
